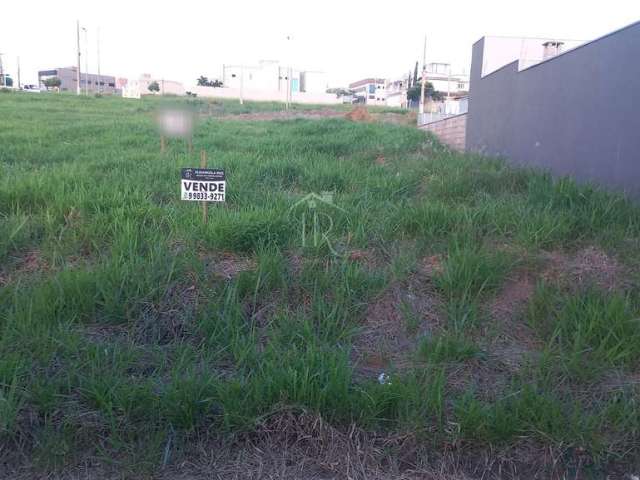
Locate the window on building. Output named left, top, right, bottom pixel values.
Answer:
left=368, top=84, right=375, bottom=94
left=108, top=83, right=115, bottom=87
left=458, top=82, right=466, bottom=90
left=368, top=95, right=375, bottom=99
left=231, top=74, right=236, bottom=78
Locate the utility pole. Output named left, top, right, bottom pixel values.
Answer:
left=16, top=56, right=21, bottom=89
left=83, top=27, right=89, bottom=95
left=97, top=27, right=101, bottom=93
left=285, top=35, right=292, bottom=110
left=419, top=35, right=427, bottom=116
left=287, top=66, right=292, bottom=109
left=76, top=21, right=81, bottom=95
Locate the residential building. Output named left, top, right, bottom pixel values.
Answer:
left=38, top=67, right=116, bottom=93
left=348, top=78, right=387, bottom=105
left=477, top=36, right=584, bottom=77
left=222, top=60, right=329, bottom=95
left=421, top=62, right=470, bottom=96
left=384, top=74, right=411, bottom=108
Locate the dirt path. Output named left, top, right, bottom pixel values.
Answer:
left=215, top=109, right=346, bottom=121
left=213, top=108, right=416, bottom=125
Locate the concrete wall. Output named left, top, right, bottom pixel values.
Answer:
left=466, top=21, right=640, bottom=198
left=419, top=113, right=467, bottom=151
left=193, top=86, right=342, bottom=105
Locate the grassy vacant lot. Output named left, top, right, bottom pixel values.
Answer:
left=1, top=92, right=640, bottom=479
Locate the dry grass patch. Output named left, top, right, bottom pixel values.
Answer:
left=202, top=251, right=256, bottom=280
left=0, top=249, right=50, bottom=286
left=541, top=246, right=627, bottom=291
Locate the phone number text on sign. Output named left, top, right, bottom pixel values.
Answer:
left=181, top=168, right=226, bottom=202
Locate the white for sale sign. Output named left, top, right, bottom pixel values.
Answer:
left=181, top=168, right=226, bottom=202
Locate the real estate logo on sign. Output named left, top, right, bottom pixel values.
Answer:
left=181, top=168, right=226, bottom=202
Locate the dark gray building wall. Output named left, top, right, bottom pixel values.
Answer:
left=466, top=21, right=640, bottom=198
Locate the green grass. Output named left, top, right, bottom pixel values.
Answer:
left=1, top=91, right=640, bottom=476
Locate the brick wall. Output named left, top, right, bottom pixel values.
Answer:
left=419, top=113, right=467, bottom=151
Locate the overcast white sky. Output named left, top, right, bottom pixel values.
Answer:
left=1, top=0, right=639, bottom=88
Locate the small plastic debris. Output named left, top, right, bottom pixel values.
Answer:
left=378, top=372, right=391, bottom=385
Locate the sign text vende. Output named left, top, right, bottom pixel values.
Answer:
left=181, top=168, right=226, bottom=202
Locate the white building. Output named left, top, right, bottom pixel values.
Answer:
left=221, top=61, right=330, bottom=95
left=121, top=74, right=185, bottom=98
left=223, top=61, right=290, bottom=92
left=194, top=60, right=338, bottom=104
left=348, top=78, right=387, bottom=105
left=384, top=74, right=411, bottom=108
left=477, top=36, right=585, bottom=77
left=422, top=62, right=470, bottom=96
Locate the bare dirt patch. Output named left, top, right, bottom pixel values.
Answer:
left=448, top=272, right=538, bottom=400
left=345, top=106, right=374, bottom=122
left=420, top=254, right=444, bottom=277
left=541, top=246, right=627, bottom=291
left=481, top=245, right=629, bottom=374
left=487, top=272, right=539, bottom=361
left=351, top=277, right=442, bottom=377
left=217, top=109, right=345, bottom=122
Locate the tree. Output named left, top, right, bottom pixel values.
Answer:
left=197, top=76, right=223, bottom=87
left=43, top=77, right=61, bottom=90
left=406, top=81, right=441, bottom=103
left=148, top=81, right=160, bottom=93
left=413, top=61, right=419, bottom=87
left=406, top=85, right=421, bottom=103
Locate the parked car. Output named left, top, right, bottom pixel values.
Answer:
left=22, top=84, right=42, bottom=93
